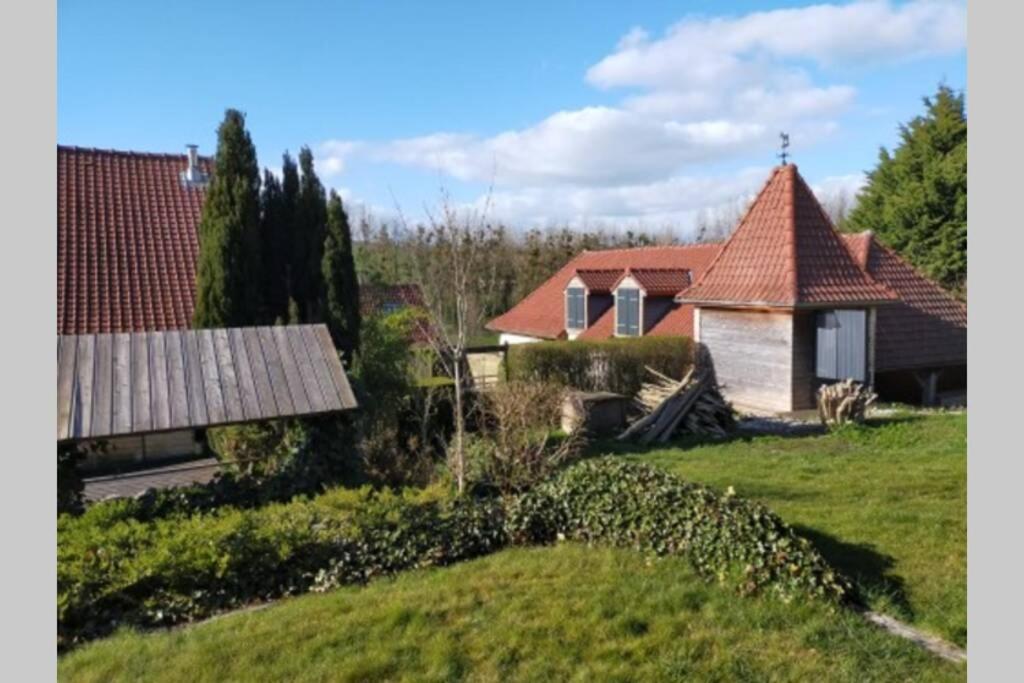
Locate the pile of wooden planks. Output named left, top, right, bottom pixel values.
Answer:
left=617, top=366, right=735, bottom=444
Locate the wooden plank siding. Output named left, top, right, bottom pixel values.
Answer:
left=57, top=325, right=357, bottom=441
left=57, top=336, right=78, bottom=440
left=698, top=308, right=795, bottom=413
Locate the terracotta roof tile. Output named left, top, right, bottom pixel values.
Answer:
left=573, top=269, right=623, bottom=293
left=842, top=233, right=966, bottom=371
left=617, top=268, right=692, bottom=297
left=677, top=165, right=897, bottom=307
left=487, top=245, right=720, bottom=339
left=57, top=146, right=209, bottom=334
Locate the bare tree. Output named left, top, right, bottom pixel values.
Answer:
left=694, top=195, right=749, bottom=243
left=818, top=187, right=857, bottom=230
left=395, top=187, right=503, bottom=494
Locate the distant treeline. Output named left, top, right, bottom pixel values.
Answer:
left=353, top=218, right=697, bottom=335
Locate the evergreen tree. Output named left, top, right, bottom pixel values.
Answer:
left=293, top=147, right=327, bottom=321
left=845, top=84, right=967, bottom=295
left=194, top=109, right=263, bottom=327
left=322, top=190, right=362, bottom=359
left=259, top=169, right=288, bottom=323
left=280, top=152, right=300, bottom=307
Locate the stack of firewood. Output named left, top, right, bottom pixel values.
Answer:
left=618, top=367, right=735, bottom=444
left=816, top=379, right=876, bottom=427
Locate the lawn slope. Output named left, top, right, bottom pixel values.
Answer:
left=59, top=544, right=962, bottom=683
left=623, top=411, right=966, bottom=646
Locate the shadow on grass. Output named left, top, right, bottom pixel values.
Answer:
left=793, top=525, right=913, bottom=618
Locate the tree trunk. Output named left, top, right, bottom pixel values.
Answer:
left=452, top=353, right=466, bottom=494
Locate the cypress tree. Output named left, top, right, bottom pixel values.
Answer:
left=194, top=109, right=263, bottom=327
left=293, top=147, right=327, bottom=321
left=280, top=152, right=300, bottom=310
left=845, top=85, right=967, bottom=295
left=322, top=190, right=362, bottom=359
left=259, top=169, right=288, bottom=323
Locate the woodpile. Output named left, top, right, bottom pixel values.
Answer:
left=816, top=379, right=877, bottom=427
left=617, top=367, right=735, bottom=444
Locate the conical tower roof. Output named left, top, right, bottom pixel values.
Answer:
left=677, top=165, right=896, bottom=308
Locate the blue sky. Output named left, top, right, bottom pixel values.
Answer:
left=58, top=0, right=966, bottom=236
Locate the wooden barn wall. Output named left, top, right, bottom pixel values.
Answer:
left=791, top=311, right=819, bottom=410
left=699, top=308, right=794, bottom=413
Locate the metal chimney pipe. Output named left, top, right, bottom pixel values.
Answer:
left=185, top=144, right=199, bottom=179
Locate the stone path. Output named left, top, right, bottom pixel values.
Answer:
left=861, top=610, right=967, bottom=664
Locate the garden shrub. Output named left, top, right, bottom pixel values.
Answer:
left=466, top=381, right=583, bottom=495
left=58, top=459, right=854, bottom=650
left=505, top=459, right=853, bottom=604
left=507, top=336, right=692, bottom=396
left=58, top=486, right=505, bottom=648
left=58, top=443, right=85, bottom=516
left=349, top=309, right=454, bottom=486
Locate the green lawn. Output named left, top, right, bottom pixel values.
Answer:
left=59, top=544, right=962, bottom=683
left=611, top=410, right=967, bottom=647
left=59, top=411, right=966, bottom=681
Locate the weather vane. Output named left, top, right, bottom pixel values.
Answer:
left=778, top=132, right=790, bottom=165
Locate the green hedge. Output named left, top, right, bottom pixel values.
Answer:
left=59, top=459, right=851, bottom=650
left=507, top=336, right=692, bottom=396
left=505, top=459, right=853, bottom=603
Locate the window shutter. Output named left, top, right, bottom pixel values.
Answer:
left=567, top=288, right=585, bottom=329
left=617, top=289, right=640, bottom=336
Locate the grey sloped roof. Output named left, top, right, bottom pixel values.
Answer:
left=57, top=324, right=357, bottom=441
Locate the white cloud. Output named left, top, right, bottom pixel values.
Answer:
left=373, top=108, right=767, bottom=186
left=314, top=1, right=963, bottom=228
left=472, top=167, right=770, bottom=234
left=812, top=172, right=868, bottom=200
left=317, top=140, right=362, bottom=177
left=587, top=1, right=965, bottom=90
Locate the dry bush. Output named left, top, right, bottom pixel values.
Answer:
left=470, top=381, right=584, bottom=495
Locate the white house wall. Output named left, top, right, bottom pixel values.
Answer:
left=499, top=333, right=544, bottom=346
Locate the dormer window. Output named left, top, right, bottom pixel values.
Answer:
left=566, top=287, right=586, bottom=330
left=616, top=288, right=640, bottom=336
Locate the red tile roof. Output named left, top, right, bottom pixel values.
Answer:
left=842, top=232, right=966, bottom=371
left=487, top=244, right=720, bottom=339
left=573, top=269, right=624, bottom=293
left=677, top=165, right=897, bottom=308
left=58, top=146, right=210, bottom=334
left=576, top=301, right=699, bottom=340
left=616, top=268, right=692, bottom=297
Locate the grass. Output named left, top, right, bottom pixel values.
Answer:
left=59, top=544, right=963, bottom=683
left=59, top=410, right=966, bottom=681
left=605, top=410, right=966, bottom=647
